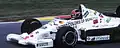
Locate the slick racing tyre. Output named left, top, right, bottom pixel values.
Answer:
left=21, top=18, right=42, bottom=34
left=116, top=5, right=120, bottom=17
left=54, top=26, right=78, bottom=48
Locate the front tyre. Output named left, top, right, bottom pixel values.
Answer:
left=21, top=18, right=42, bottom=34
left=54, top=26, right=78, bottom=48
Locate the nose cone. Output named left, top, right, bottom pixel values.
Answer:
left=6, top=34, right=21, bottom=41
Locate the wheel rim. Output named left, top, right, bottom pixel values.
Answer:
left=29, top=21, right=41, bottom=32
left=30, top=21, right=40, bottom=28
left=30, top=21, right=38, bottom=24
left=63, top=31, right=77, bottom=45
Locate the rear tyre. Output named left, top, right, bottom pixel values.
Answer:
left=54, top=26, right=78, bottom=48
left=21, top=18, right=42, bottom=34
left=116, top=5, right=120, bottom=17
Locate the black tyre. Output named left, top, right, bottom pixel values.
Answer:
left=54, top=26, right=78, bottom=48
left=116, top=5, right=120, bottom=17
left=21, top=18, right=42, bottom=34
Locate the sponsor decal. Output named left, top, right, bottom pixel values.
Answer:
left=41, top=26, right=47, bottom=29
left=92, top=25, right=99, bottom=27
left=94, top=11, right=97, bottom=15
left=87, top=35, right=110, bottom=41
left=92, top=24, right=114, bottom=28
left=63, top=17, right=97, bottom=28
left=100, top=19, right=102, bottom=23
left=106, top=18, right=111, bottom=23
left=42, top=33, right=49, bottom=37
left=83, top=11, right=89, bottom=17
left=93, top=19, right=98, bottom=24
left=59, top=21, right=64, bottom=24
left=30, top=35, right=34, bottom=37
left=37, top=42, right=48, bottom=47
left=99, top=15, right=104, bottom=18
left=99, top=13, right=104, bottom=18
left=36, top=31, right=39, bottom=34
left=99, top=14, right=104, bottom=23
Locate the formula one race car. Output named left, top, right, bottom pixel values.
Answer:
left=6, top=4, right=120, bottom=48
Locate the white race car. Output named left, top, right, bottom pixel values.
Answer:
left=6, top=4, right=120, bottom=48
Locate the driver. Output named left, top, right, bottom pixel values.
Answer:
left=71, top=9, right=82, bottom=19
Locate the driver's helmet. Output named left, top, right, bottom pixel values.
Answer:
left=71, top=9, right=82, bottom=19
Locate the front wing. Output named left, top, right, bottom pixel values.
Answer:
left=6, top=33, right=53, bottom=48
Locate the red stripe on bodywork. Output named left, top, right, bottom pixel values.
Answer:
left=24, top=36, right=29, bottom=40
left=55, top=15, right=71, bottom=19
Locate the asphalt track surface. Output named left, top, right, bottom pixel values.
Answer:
left=1, top=21, right=120, bottom=48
